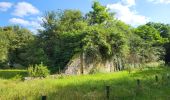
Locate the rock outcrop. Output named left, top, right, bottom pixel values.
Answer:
left=64, top=54, right=119, bottom=75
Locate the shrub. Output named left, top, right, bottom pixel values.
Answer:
left=28, top=63, right=50, bottom=78
left=11, top=74, right=23, bottom=81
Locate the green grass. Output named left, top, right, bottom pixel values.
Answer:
left=0, top=69, right=27, bottom=79
left=0, top=66, right=170, bottom=100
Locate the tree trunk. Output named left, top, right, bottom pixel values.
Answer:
left=80, top=52, right=84, bottom=74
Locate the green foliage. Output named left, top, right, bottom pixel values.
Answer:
left=39, top=10, right=87, bottom=70
left=11, top=74, right=23, bottom=81
left=146, top=22, right=170, bottom=64
left=0, top=30, right=9, bottom=62
left=146, top=22, right=170, bottom=39
left=0, top=26, right=34, bottom=68
left=86, top=1, right=112, bottom=25
left=20, top=38, right=49, bottom=66
left=1, top=2, right=170, bottom=72
left=134, top=24, right=167, bottom=63
left=82, top=22, right=128, bottom=62
left=135, top=24, right=166, bottom=45
left=28, top=63, right=50, bottom=78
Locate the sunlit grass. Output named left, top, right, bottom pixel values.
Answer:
left=0, top=66, right=170, bottom=100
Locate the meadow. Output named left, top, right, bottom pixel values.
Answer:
left=0, top=66, right=170, bottom=100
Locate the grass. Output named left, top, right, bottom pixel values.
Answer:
left=0, top=66, right=170, bottom=100
left=0, top=69, right=27, bottom=79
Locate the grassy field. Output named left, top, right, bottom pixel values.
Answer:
left=0, top=66, right=170, bottom=100
left=0, top=69, right=27, bottom=79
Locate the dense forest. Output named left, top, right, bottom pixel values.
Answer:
left=1, top=2, right=170, bottom=73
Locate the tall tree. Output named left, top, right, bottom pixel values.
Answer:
left=135, top=24, right=166, bottom=63
left=0, top=26, right=34, bottom=68
left=147, top=22, right=170, bottom=64
left=39, top=10, right=87, bottom=72
left=86, top=1, right=111, bottom=25
left=0, top=29, right=9, bottom=63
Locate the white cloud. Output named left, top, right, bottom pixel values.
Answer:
left=148, top=0, right=170, bottom=4
left=0, top=2, right=13, bottom=12
left=9, top=17, right=43, bottom=33
left=121, top=0, right=135, bottom=6
left=12, top=2, right=39, bottom=17
left=9, top=18, right=30, bottom=26
left=107, top=0, right=149, bottom=26
left=29, top=16, right=44, bottom=29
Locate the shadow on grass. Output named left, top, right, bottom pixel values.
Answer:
left=1, top=67, right=170, bottom=100
left=34, top=78, right=136, bottom=100
left=45, top=80, right=170, bottom=100
left=0, top=70, right=27, bottom=79
left=131, top=66, right=170, bottom=79
left=45, top=68, right=170, bottom=100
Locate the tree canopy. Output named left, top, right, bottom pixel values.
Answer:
left=0, top=2, right=170, bottom=72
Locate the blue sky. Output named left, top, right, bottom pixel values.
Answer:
left=1, top=0, right=170, bottom=33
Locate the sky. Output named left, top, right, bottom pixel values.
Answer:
left=1, top=0, right=170, bottom=33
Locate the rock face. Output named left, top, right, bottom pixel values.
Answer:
left=64, top=54, right=118, bottom=75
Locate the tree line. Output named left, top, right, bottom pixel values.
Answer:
left=0, top=2, right=170, bottom=73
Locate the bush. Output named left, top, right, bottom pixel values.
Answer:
left=11, top=74, right=23, bottom=81
left=28, top=63, right=50, bottom=78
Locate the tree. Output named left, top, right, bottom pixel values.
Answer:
left=82, top=21, right=130, bottom=71
left=0, top=26, right=34, bottom=68
left=39, top=10, right=87, bottom=72
left=147, top=22, right=170, bottom=64
left=86, top=1, right=111, bottom=25
left=8, top=26, right=34, bottom=67
left=134, top=24, right=166, bottom=63
left=19, top=37, right=49, bottom=66
left=0, top=29, right=9, bottom=64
